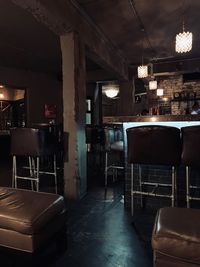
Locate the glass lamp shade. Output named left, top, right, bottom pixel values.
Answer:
left=175, top=31, right=192, bottom=53
left=157, top=88, right=164, bottom=96
left=149, top=80, right=157, bottom=90
left=137, top=65, right=148, bottom=78
left=102, top=85, right=119, bottom=98
left=0, top=93, right=4, bottom=99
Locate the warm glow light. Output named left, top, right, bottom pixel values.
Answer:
left=149, top=80, right=157, bottom=90
left=102, top=84, right=119, bottom=98
left=175, top=31, right=192, bottom=53
left=162, top=97, right=168, bottom=102
left=0, top=93, right=4, bottom=99
left=157, top=89, right=164, bottom=96
left=137, top=65, right=148, bottom=78
left=151, top=116, right=157, bottom=122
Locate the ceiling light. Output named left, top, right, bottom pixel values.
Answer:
left=149, top=80, right=157, bottom=90
left=0, top=92, right=4, bottom=99
left=137, top=65, right=148, bottom=78
left=175, top=31, right=192, bottom=53
left=102, top=84, right=119, bottom=98
left=175, top=21, right=192, bottom=53
left=157, top=89, right=164, bottom=96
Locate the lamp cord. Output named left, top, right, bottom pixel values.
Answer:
left=128, top=0, right=156, bottom=57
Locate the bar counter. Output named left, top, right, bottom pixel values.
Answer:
left=103, top=114, right=200, bottom=123
left=103, top=115, right=200, bottom=210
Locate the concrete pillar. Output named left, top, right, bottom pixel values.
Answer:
left=60, top=32, right=87, bottom=200
left=116, top=80, right=135, bottom=115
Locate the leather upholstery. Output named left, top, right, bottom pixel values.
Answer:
left=0, top=187, right=66, bottom=252
left=10, top=127, right=56, bottom=156
left=10, top=128, right=41, bottom=156
left=0, top=187, right=65, bottom=234
left=152, top=207, right=200, bottom=266
left=181, top=125, right=200, bottom=167
left=126, top=125, right=181, bottom=165
left=103, top=126, right=124, bottom=152
left=110, top=140, right=124, bottom=151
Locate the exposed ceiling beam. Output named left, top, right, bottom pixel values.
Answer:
left=11, top=0, right=129, bottom=80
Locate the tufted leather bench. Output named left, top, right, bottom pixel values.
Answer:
left=152, top=207, right=200, bottom=267
left=0, top=187, right=66, bottom=253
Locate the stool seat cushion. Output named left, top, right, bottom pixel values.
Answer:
left=152, top=207, right=200, bottom=264
left=110, top=141, right=124, bottom=151
left=0, top=187, right=65, bottom=235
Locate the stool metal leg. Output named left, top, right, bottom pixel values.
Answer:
left=139, top=165, right=143, bottom=208
left=131, top=163, right=134, bottom=216
left=53, top=154, right=57, bottom=194
left=171, top=166, right=175, bottom=207
left=105, top=151, right=108, bottom=187
left=12, top=155, right=16, bottom=188
left=29, top=156, right=34, bottom=191
left=36, top=157, right=39, bottom=192
left=14, top=156, right=17, bottom=189
left=186, top=166, right=190, bottom=208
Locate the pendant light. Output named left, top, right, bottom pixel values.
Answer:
left=175, top=1, right=192, bottom=53
left=175, top=22, right=192, bottom=53
left=149, top=80, right=157, bottom=90
left=137, top=38, right=148, bottom=78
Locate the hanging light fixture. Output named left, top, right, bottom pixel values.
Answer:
left=175, top=1, right=192, bottom=53
left=149, top=80, right=157, bottom=90
left=157, top=88, right=164, bottom=96
left=175, top=24, right=192, bottom=53
left=137, top=36, right=148, bottom=78
left=138, top=65, right=148, bottom=78
left=102, top=83, right=119, bottom=98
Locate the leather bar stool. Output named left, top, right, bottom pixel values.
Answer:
left=10, top=127, right=57, bottom=193
left=126, top=125, right=181, bottom=215
left=103, top=126, right=124, bottom=187
left=181, top=125, right=200, bottom=208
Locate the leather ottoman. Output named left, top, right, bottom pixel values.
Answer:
left=0, top=187, right=66, bottom=253
left=152, top=207, right=200, bottom=267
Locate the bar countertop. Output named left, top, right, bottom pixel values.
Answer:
left=103, top=115, right=200, bottom=123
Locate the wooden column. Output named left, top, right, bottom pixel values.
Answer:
left=61, top=32, right=87, bottom=200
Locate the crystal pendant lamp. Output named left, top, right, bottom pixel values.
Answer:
left=157, top=88, right=164, bottom=96
left=149, top=80, right=157, bottom=90
left=137, top=65, right=148, bottom=78
left=175, top=23, right=192, bottom=53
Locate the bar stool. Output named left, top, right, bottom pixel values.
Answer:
left=10, top=127, right=57, bottom=193
left=103, top=126, right=124, bottom=187
left=181, top=125, right=200, bottom=208
left=126, top=125, right=181, bottom=215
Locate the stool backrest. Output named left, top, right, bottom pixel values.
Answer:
left=126, top=125, right=181, bottom=165
left=85, top=125, right=103, bottom=144
left=181, top=125, right=200, bottom=167
left=10, top=128, right=40, bottom=156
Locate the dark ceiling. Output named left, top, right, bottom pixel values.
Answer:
left=77, top=0, right=200, bottom=66
left=0, top=0, right=61, bottom=75
left=0, top=0, right=199, bottom=77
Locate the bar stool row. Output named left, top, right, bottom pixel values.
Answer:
left=126, top=125, right=200, bottom=215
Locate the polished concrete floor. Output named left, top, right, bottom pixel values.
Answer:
left=0, top=157, right=153, bottom=267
